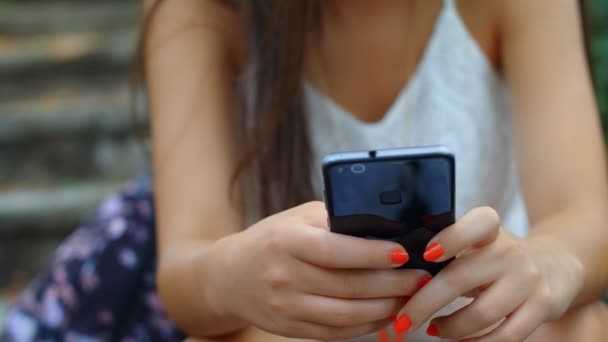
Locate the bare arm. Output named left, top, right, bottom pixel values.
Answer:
left=502, top=0, right=608, bottom=303
left=144, top=3, right=418, bottom=341
left=392, top=1, right=608, bottom=340
left=145, top=0, right=248, bottom=336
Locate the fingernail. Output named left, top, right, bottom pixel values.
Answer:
left=403, top=296, right=412, bottom=304
left=390, top=248, right=409, bottom=264
left=426, top=323, right=440, bottom=337
left=378, top=329, right=390, bottom=342
left=393, top=314, right=412, bottom=333
left=423, top=242, right=444, bottom=261
left=417, top=275, right=432, bottom=288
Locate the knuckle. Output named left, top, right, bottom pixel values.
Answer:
left=524, top=266, right=542, bottom=285
left=535, top=285, right=555, bottom=310
left=338, top=274, right=359, bottom=298
left=263, top=227, right=284, bottom=254
left=498, top=240, right=526, bottom=260
left=468, top=302, right=499, bottom=327
left=263, top=266, right=291, bottom=289
left=268, top=296, right=288, bottom=316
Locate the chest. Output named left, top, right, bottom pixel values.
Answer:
left=304, top=0, right=499, bottom=124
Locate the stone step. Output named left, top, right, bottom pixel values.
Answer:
left=0, top=181, right=125, bottom=238
left=0, top=29, right=135, bottom=72
left=0, top=2, right=139, bottom=36
left=0, top=82, right=142, bottom=142
left=0, top=29, right=137, bottom=102
left=0, top=78, right=150, bottom=185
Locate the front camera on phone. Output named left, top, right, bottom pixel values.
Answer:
left=351, top=163, right=366, bottom=174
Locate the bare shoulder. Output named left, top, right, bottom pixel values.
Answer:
left=492, top=0, right=581, bottom=36
left=144, top=0, right=244, bottom=67
left=454, top=0, right=581, bottom=68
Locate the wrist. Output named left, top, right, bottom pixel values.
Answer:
left=525, top=236, right=585, bottom=317
left=199, top=234, right=245, bottom=323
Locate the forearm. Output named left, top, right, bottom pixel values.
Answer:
left=157, top=238, right=249, bottom=337
left=526, top=205, right=608, bottom=305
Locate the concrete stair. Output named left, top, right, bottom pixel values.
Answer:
left=0, top=0, right=144, bottom=308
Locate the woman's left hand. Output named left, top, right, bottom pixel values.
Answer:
left=396, top=207, right=585, bottom=341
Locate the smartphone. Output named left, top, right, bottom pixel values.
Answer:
left=322, top=146, right=455, bottom=275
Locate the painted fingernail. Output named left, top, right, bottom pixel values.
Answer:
left=393, top=314, right=412, bottom=333
left=390, top=248, right=409, bottom=264
left=426, top=323, right=440, bottom=337
left=423, top=242, right=444, bottom=261
left=378, top=329, right=390, bottom=342
left=417, top=275, right=432, bottom=288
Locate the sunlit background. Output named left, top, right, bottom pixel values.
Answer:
left=0, top=0, right=607, bottom=330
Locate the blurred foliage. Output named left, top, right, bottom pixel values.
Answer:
left=585, top=0, right=608, bottom=141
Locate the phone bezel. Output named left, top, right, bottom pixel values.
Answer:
left=322, top=145, right=455, bottom=219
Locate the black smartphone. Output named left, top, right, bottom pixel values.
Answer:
left=322, top=146, right=455, bottom=275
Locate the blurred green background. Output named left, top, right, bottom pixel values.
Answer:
left=585, top=0, right=608, bottom=139
left=0, top=0, right=607, bottom=331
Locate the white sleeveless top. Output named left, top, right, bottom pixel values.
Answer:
left=304, top=0, right=529, bottom=340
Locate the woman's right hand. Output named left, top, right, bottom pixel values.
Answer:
left=203, top=201, right=429, bottom=341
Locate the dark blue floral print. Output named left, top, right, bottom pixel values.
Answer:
left=2, top=177, right=185, bottom=342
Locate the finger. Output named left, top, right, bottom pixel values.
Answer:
left=287, top=201, right=330, bottom=230
left=460, top=293, right=550, bottom=342
left=288, top=226, right=410, bottom=269
left=293, top=294, right=403, bottom=328
left=431, top=275, right=529, bottom=339
left=423, top=207, right=500, bottom=263
left=401, top=242, right=506, bottom=331
left=280, top=318, right=390, bottom=340
left=298, top=262, right=429, bottom=299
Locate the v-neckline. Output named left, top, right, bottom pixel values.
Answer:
left=304, top=0, right=448, bottom=128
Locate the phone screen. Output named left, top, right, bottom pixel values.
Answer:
left=324, top=154, right=454, bottom=274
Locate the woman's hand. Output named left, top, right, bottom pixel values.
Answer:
left=396, top=207, right=585, bottom=341
left=202, top=201, right=429, bottom=341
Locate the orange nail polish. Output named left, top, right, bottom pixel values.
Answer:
left=393, top=314, right=412, bottom=333
left=390, top=249, right=409, bottom=264
left=426, top=323, right=440, bottom=337
left=378, top=329, right=390, bottom=342
left=417, top=276, right=432, bottom=288
left=423, top=242, right=444, bottom=261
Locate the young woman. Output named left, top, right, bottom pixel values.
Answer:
left=4, top=0, right=608, bottom=341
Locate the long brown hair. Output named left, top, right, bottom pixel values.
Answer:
left=132, top=0, right=321, bottom=218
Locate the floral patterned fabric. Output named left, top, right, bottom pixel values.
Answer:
left=1, top=177, right=185, bottom=342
